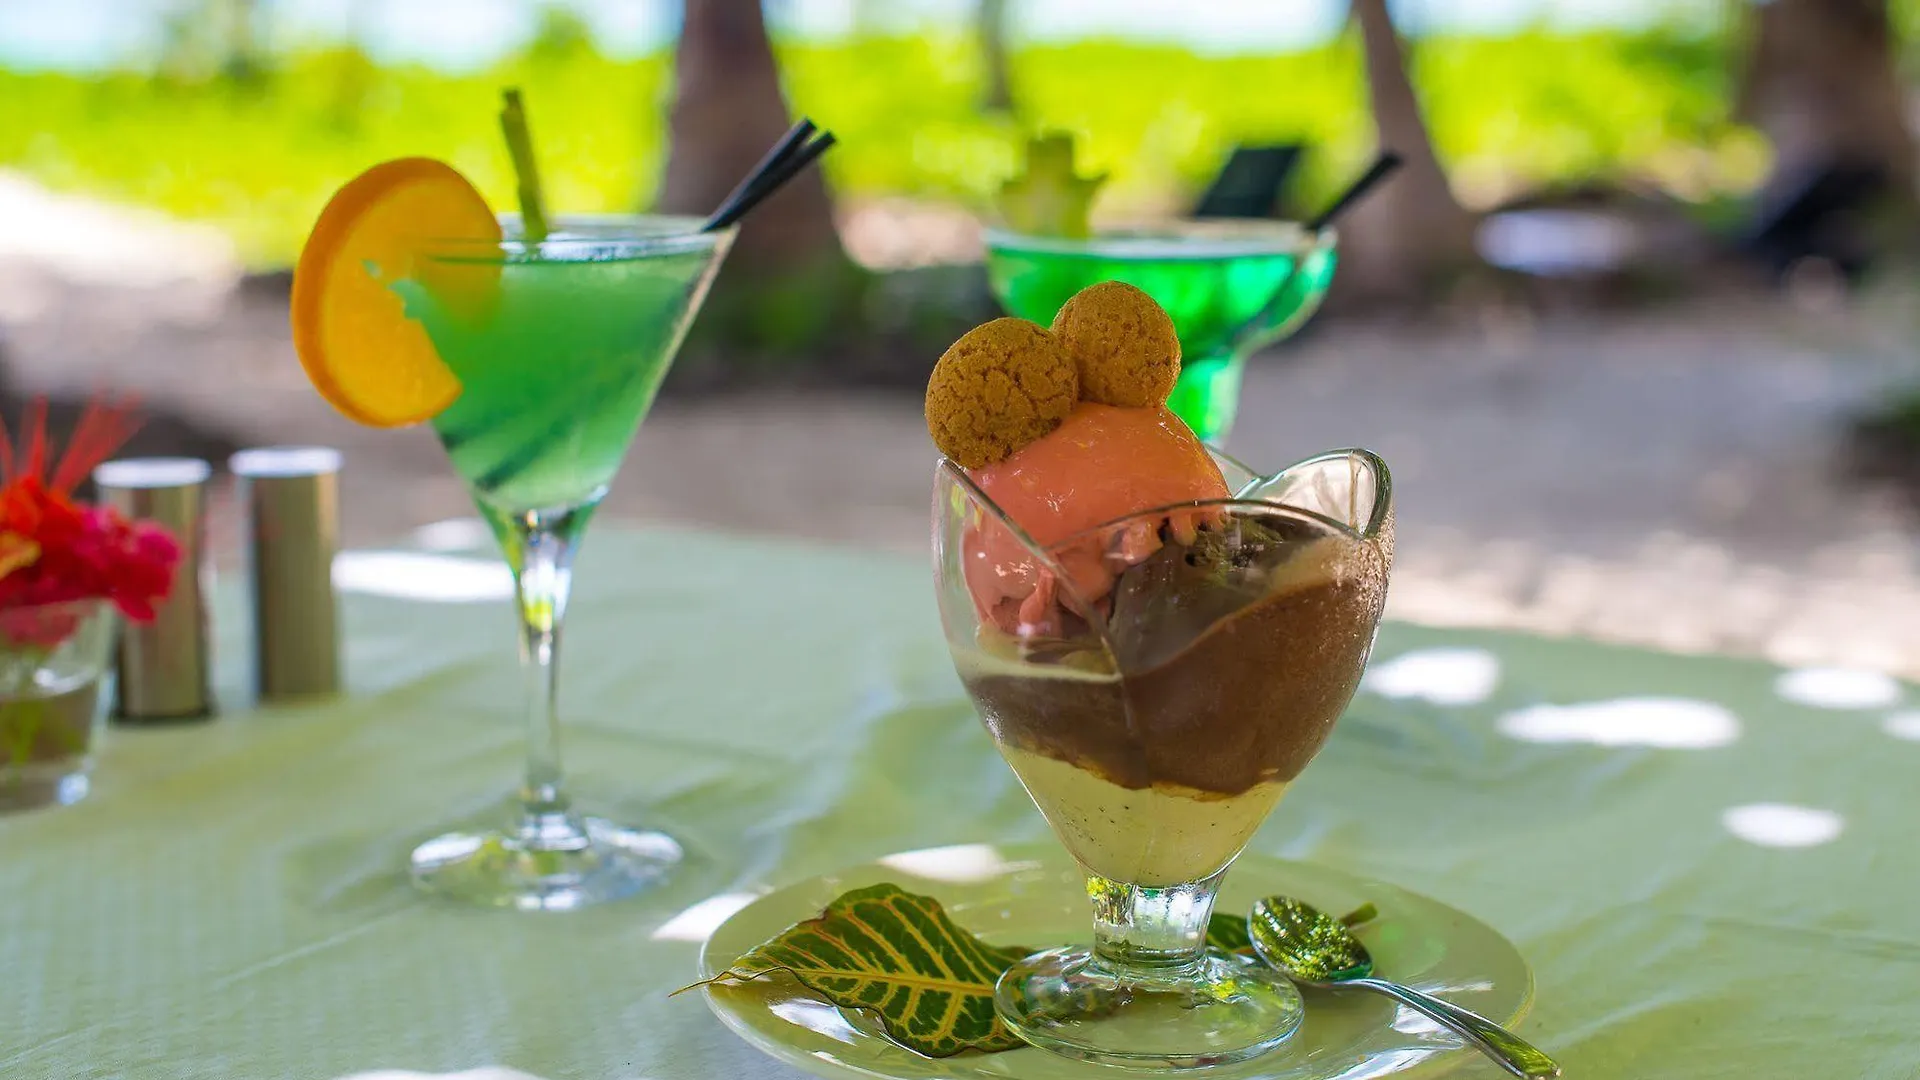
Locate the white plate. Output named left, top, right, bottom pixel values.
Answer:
left=699, top=844, right=1534, bottom=1080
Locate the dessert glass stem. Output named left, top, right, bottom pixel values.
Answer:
left=505, top=504, right=586, bottom=835
left=1088, top=869, right=1226, bottom=979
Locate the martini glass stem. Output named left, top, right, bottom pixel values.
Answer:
left=1166, top=350, right=1246, bottom=445
left=503, top=505, right=589, bottom=829
left=1087, top=868, right=1226, bottom=980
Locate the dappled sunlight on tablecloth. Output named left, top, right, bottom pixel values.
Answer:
left=877, top=843, right=1043, bottom=885
left=1721, top=803, right=1844, bottom=848
left=1772, top=667, right=1901, bottom=710
left=333, top=551, right=515, bottom=603
left=334, top=1069, right=550, bottom=1080
left=1882, top=712, right=1920, bottom=741
left=1497, top=697, right=1738, bottom=749
left=652, top=891, right=764, bottom=943
left=1363, top=647, right=1501, bottom=707
left=411, top=518, right=495, bottom=553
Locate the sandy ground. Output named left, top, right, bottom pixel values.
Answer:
left=5, top=171, right=1920, bottom=676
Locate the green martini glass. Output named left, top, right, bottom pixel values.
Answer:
left=984, top=220, right=1336, bottom=444
left=391, top=214, right=733, bottom=911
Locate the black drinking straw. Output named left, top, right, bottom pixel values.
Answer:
left=705, top=119, right=813, bottom=228
left=703, top=120, right=837, bottom=232
left=1306, top=151, right=1403, bottom=233
left=753, top=132, right=835, bottom=200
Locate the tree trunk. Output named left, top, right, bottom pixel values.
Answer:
left=221, top=0, right=266, bottom=84
left=1738, top=0, right=1917, bottom=214
left=979, top=0, right=1014, bottom=113
left=1339, top=0, right=1479, bottom=299
left=657, top=0, right=842, bottom=273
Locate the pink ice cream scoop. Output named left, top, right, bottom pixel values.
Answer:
left=963, top=402, right=1228, bottom=636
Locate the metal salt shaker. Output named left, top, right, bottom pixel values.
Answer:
left=231, top=447, right=342, bottom=701
left=92, top=457, right=215, bottom=721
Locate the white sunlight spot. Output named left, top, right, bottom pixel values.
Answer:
left=878, top=844, right=1038, bottom=884
left=1364, top=648, right=1501, bottom=707
left=768, top=997, right=864, bottom=1045
left=1497, top=697, right=1738, bottom=749
left=412, top=517, right=494, bottom=553
left=1773, top=667, right=1901, bottom=710
left=1389, top=1006, right=1449, bottom=1036
left=332, top=551, right=515, bottom=603
left=1722, top=803, right=1844, bottom=849
left=334, top=1070, right=550, bottom=1080
left=1883, top=712, right=1920, bottom=742
left=651, top=891, right=763, bottom=943
left=1425, top=980, right=1496, bottom=994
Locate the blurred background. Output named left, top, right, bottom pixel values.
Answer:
left=5, top=0, right=1920, bottom=673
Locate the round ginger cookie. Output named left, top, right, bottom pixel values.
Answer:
left=1050, top=280, right=1181, bottom=408
left=925, top=317, right=1078, bottom=469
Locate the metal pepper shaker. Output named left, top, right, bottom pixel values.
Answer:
left=92, top=457, right=215, bottom=721
left=231, top=447, right=342, bottom=701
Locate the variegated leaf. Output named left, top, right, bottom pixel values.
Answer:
left=697, top=883, right=1033, bottom=1057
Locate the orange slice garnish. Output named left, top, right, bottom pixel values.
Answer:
left=290, top=157, right=500, bottom=428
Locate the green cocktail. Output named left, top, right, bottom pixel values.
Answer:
left=395, top=215, right=733, bottom=911
left=985, top=221, right=1336, bottom=443
left=403, top=219, right=723, bottom=515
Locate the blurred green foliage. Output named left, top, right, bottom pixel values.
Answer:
left=0, top=25, right=1763, bottom=268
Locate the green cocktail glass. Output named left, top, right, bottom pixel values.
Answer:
left=985, top=221, right=1336, bottom=443
left=393, top=215, right=733, bottom=911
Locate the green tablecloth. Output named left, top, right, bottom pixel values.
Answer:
left=4, top=528, right=1916, bottom=1079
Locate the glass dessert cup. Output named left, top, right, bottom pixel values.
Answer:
left=401, top=215, right=733, bottom=911
left=984, top=220, right=1338, bottom=445
left=933, top=448, right=1393, bottom=1068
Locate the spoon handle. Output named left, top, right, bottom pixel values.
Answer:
left=1345, top=977, right=1561, bottom=1078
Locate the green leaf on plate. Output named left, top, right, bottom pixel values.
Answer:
left=997, top=132, right=1107, bottom=239
left=690, top=883, right=1035, bottom=1058
left=1207, top=911, right=1255, bottom=954
left=687, top=883, right=1383, bottom=1059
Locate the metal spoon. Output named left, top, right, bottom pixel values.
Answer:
left=1249, top=896, right=1561, bottom=1079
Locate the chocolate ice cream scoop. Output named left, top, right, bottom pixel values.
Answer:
left=965, top=516, right=1385, bottom=795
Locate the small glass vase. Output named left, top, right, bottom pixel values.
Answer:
left=0, top=599, right=116, bottom=812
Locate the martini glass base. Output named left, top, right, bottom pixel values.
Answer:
left=410, top=812, right=684, bottom=912
left=996, top=945, right=1305, bottom=1070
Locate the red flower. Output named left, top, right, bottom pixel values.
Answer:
left=0, top=398, right=181, bottom=648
